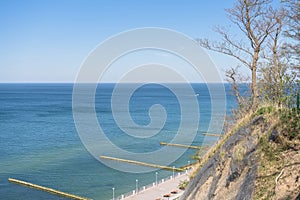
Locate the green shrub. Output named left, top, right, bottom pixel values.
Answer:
left=280, top=109, right=300, bottom=140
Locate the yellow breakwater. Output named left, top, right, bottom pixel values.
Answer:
left=202, top=133, right=223, bottom=137
left=180, top=162, right=198, bottom=170
left=8, top=178, right=91, bottom=200
left=159, top=142, right=207, bottom=150
left=100, top=156, right=184, bottom=172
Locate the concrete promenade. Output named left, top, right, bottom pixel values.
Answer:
left=119, top=170, right=191, bottom=200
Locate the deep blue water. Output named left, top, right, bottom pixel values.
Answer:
left=0, top=83, right=238, bottom=200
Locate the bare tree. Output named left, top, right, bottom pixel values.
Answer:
left=259, top=7, right=296, bottom=107
left=226, top=67, right=243, bottom=108
left=225, top=66, right=252, bottom=118
left=225, top=67, right=251, bottom=105
left=198, top=0, right=279, bottom=108
left=283, top=0, right=300, bottom=109
left=283, top=0, right=300, bottom=61
left=282, top=0, right=300, bottom=79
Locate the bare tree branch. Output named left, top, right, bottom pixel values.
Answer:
left=198, top=0, right=282, bottom=108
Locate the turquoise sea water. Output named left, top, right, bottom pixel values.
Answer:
left=0, top=83, right=237, bottom=200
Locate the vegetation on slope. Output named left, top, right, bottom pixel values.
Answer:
left=254, top=107, right=300, bottom=199
left=183, top=106, right=299, bottom=200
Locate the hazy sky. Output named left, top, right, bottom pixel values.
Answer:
left=0, top=0, right=257, bottom=83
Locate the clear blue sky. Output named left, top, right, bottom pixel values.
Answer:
left=0, top=0, right=249, bottom=83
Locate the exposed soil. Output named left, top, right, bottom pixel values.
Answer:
left=182, top=110, right=300, bottom=200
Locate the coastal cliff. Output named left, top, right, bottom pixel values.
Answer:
left=182, top=107, right=300, bottom=200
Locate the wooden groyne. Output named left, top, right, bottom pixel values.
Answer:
left=8, top=178, right=91, bottom=200
left=100, top=156, right=184, bottom=172
left=159, top=142, right=207, bottom=150
left=202, top=133, right=223, bottom=137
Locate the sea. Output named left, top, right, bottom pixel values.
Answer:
left=0, top=83, right=238, bottom=200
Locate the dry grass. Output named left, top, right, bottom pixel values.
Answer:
left=253, top=107, right=300, bottom=199
left=233, top=141, right=247, bottom=162
left=190, top=108, right=256, bottom=178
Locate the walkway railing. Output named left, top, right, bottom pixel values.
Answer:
left=114, top=169, right=191, bottom=200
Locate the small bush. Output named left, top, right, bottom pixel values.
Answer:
left=178, top=180, right=189, bottom=190
left=280, top=109, right=300, bottom=140
left=256, top=106, right=275, bottom=115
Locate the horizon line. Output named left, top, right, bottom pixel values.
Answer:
left=0, top=81, right=251, bottom=84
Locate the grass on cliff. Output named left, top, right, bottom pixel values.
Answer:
left=190, top=104, right=300, bottom=193
left=254, top=107, right=300, bottom=199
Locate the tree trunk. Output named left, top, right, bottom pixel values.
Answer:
left=252, top=50, right=259, bottom=108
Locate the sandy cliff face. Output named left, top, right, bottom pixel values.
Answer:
left=182, top=109, right=300, bottom=200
